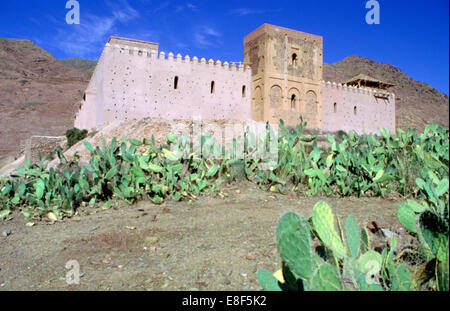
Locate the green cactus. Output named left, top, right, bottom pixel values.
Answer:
left=361, top=227, right=371, bottom=253
left=397, top=203, right=418, bottom=233
left=420, top=211, right=449, bottom=262
left=396, top=177, right=449, bottom=291
left=358, top=250, right=382, bottom=276
left=310, top=262, right=342, bottom=291
left=391, top=264, right=411, bottom=291
left=257, top=269, right=283, bottom=291
left=437, top=258, right=449, bottom=291
left=312, top=201, right=347, bottom=259
left=381, top=237, right=397, bottom=280
left=259, top=200, right=431, bottom=291
left=345, top=215, right=360, bottom=258
left=276, top=212, right=313, bottom=280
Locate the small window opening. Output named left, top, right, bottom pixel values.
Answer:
left=291, top=94, right=296, bottom=109
left=292, top=53, right=298, bottom=66
left=242, top=85, right=246, bottom=98
left=174, top=76, right=179, bottom=90
left=354, top=106, right=357, bottom=116
left=333, top=102, right=337, bottom=113
left=211, top=81, right=215, bottom=94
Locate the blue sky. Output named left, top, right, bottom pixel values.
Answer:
left=0, top=0, right=448, bottom=95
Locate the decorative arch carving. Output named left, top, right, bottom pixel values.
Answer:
left=270, top=85, right=282, bottom=108
left=304, top=90, right=317, bottom=122
left=253, top=86, right=263, bottom=121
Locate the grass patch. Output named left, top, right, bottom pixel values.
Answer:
left=66, top=128, right=88, bottom=148
left=20, top=101, right=45, bottom=110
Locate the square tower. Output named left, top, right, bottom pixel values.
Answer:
left=244, top=24, right=323, bottom=130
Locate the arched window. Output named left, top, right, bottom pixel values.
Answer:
left=242, top=85, right=246, bottom=98
left=291, top=94, right=296, bottom=109
left=333, top=102, right=337, bottom=113
left=270, top=85, right=282, bottom=108
left=211, top=81, right=215, bottom=94
left=174, top=76, right=179, bottom=90
left=354, top=106, right=357, bottom=116
left=292, top=53, right=298, bottom=66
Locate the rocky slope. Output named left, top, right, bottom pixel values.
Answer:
left=323, top=56, right=449, bottom=132
left=0, top=38, right=90, bottom=158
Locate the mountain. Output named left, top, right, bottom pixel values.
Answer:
left=0, top=38, right=90, bottom=158
left=0, top=39, right=89, bottom=80
left=323, top=56, right=449, bottom=132
left=59, top=58, right=97, bottom=75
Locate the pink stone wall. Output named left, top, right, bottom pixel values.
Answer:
left=75, top=42, right=252, bottom=130
left=74, top=50, right=106, bottom=130
left=321, top=81, right=396, bottom=135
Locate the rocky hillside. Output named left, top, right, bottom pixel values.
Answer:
left=324, top=56, right=449, bottom=132
left=0, top=38, right=90, bottom=158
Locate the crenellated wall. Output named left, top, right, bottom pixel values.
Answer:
left=321, top=81, right=396, bottom=135
left=75, top=39, right=252, bottom=130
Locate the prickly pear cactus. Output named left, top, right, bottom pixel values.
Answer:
left=276, top=212, right=313, bottom=280
left=345, top=215, right=360, bottom=258
left=358, top=250, right=382, bottom=276
left=391, top=264, right=411, bottom=291
left=257, top=269, right=283, bottom=291
left=437, top=258, right=449, bottom=291
left=397, top=202, right=418, bottom=233
left=310, top=262, right=342, bottom=291
left=420, top=211, right=449, bottom=262
left=258, top=200, right=433, bottom=292
left=361, top=227, right=371, bottom=253
left=312, top=201, right=347, bottom=259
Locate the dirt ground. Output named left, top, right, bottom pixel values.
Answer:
left=0, top=181, right=404, bottom=291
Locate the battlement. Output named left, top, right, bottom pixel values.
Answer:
left=244, top=23, right=323, bottom=44
left=104, top=42, right=251, bottom=73
left=108, top=36, right=159, bottom=52
left=322, top=80, right=395, bottom=99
